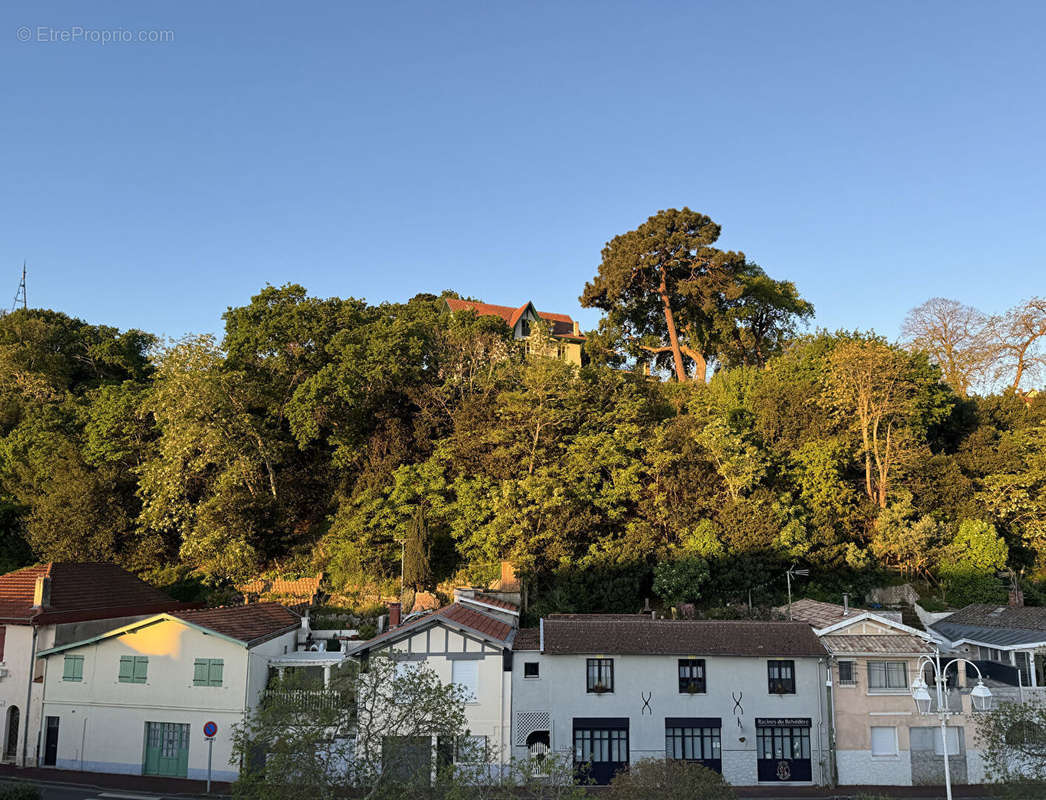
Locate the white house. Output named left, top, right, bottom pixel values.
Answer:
left=0, top=562, right=187, bottom=767
left=511, top=615, right=830, bottom=786
left=348, top=592, right=519, bottom=777
left=35, top=602, right=301, bottom=781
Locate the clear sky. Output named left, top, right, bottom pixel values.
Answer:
left=2, top=1, right=1043, bottom=341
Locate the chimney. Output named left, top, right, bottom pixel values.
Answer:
left=32, top=576, right=51, bottom=609
left=572, top=320, right=580, bottom=336
left=842, top=594, right=849, bottom=616
left=388, top=602, right=401, bottom=628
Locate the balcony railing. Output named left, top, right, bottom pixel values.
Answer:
left=261, top=687, right=355, bottom=712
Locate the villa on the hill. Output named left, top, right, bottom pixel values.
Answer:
left=443, top=298, right=585, bottom=365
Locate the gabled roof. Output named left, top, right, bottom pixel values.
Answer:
left=0, top=562, right=185, bottom=625
left=443, top=298, right=584, bottom=341
left=38, top=602, right=301, bottom=657
left=781, top=598, right=902, bottom=629
left=349, top=602, right=515, bottom=655
left=540, top=618, right=825, bottom=658
left=822, top=634, right=934, bottom=656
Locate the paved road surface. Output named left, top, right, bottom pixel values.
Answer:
left=1, top=782, right=179, bottom=800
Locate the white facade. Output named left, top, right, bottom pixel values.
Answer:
left=369, top=621, right=513, bottom=771
left=37, top=615, right=298, bottom=781
left=511, top=649, right=829, bottom=786
left=0, top=614, right=157, bottom=767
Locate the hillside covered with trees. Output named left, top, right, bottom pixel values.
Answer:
left=1, top=210, right=1044, bottom=617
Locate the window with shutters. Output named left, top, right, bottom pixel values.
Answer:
left=118, top=655, right=148, bottom=684
left=63, top=655, right=84, bottom=682
left=452, top=660, right=479, bottom=703
left=193, top=658, right=224, bottom=687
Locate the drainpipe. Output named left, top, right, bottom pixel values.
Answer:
left=35, top=652, right=48, bottom=768
left=824, top=656, right=838, bottom=787
left=22, top=625, right=37, bottom=766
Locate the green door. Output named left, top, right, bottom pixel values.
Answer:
left=143, top=722, right=190, bottom=777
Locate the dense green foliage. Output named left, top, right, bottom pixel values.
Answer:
left=1, top=215, right=1044, bottom=614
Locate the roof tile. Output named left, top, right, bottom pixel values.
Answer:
left=172, top=603, right=300, bottom=645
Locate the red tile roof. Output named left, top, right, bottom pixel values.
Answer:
left=0, top=563, right=184, bottom=625
left=464, top=593, right=519, bottom=612
left=353, top=602, right=515, bottom=652
left=172, top=602, right=301, bottom=645
left=444, top=298, right=584, bottom=340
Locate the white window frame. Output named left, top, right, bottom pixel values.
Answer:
left=870, top=726, right=898, bottom=758
left=867, top=660, right=908, bottom=692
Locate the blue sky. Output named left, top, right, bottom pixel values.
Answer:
left=2, top=1, right=1044, bottom=341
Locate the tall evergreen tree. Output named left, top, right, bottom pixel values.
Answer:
left=402, top=503, right=432, bottom=591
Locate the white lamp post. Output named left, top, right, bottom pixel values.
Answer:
left=911, top=652, right=993, bottom=800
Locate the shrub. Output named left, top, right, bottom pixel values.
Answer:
left=0, top=784, right=42, bottom=800
left=606, top=758, right=735, bottom=800
left=652, top=558, right=710, bottom=606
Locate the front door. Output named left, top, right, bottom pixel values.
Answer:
left=143, top=722, right=190, bottom=777
left=4, top=706, right=19, bottom=760
left=43, top=717, right=59, bottom=766
left=756, top=721, right=812, bottom=782
left=573, top=719, right=629, bottom=785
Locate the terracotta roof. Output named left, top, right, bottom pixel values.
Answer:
left=541, top=618, right=825, bottom=658
left=172, top=602, right=301, bottom=646
left=940, top=604, right=1046, bottom=632
left=0, top=563, right=182, bottom=625
left=513, top=627, right=540, bottom=651
left=779, top=599, right=874, bottom=628
left=444, top=298, right=584, bottom=340
left=238, top=574, right=323, bottom=600
left=352, top=602, right=515, bottom=653
left=823, top=634, right=934, bottom=655
left=463, top=593, right=519, bottom=612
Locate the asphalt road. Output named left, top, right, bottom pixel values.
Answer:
left=0, top=781, right=181, bottom=800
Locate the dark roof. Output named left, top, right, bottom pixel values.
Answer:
left=541, top=618, right=825, bottom=657
left=940, top=604, right=1046, bottom=631
left=929, top=605, right=1046, bottom=649
left=172, top=603, right=300, bottom=646
left=513, top=628, right=540, bottom=651
left=352, top=602, right=515, bottom=654
left=0, top=562, right=184, bottom=625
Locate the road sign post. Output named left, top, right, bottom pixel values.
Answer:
left=203, top=721, right=218, bottom=792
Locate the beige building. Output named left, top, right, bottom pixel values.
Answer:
left=443, top=298, right=585, bottom=365
left=787, top=599, right=984, bottom=787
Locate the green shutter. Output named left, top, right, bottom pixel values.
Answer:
left=193, top=659, right=209, bottom=686
left=63, top=655, right=83, bottom=681
left=208, top=659, right=223, bottom=686
left=118, top=655, right=134, bottom=682
left=132, top=656, right=148, bottom=684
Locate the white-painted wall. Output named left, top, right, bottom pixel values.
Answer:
left=39, top=618, right=297, bottom=781
left=511, top=652, right=828, bottom=786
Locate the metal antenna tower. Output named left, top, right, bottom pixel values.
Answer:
left=11, top=262, right=27, bottom=312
